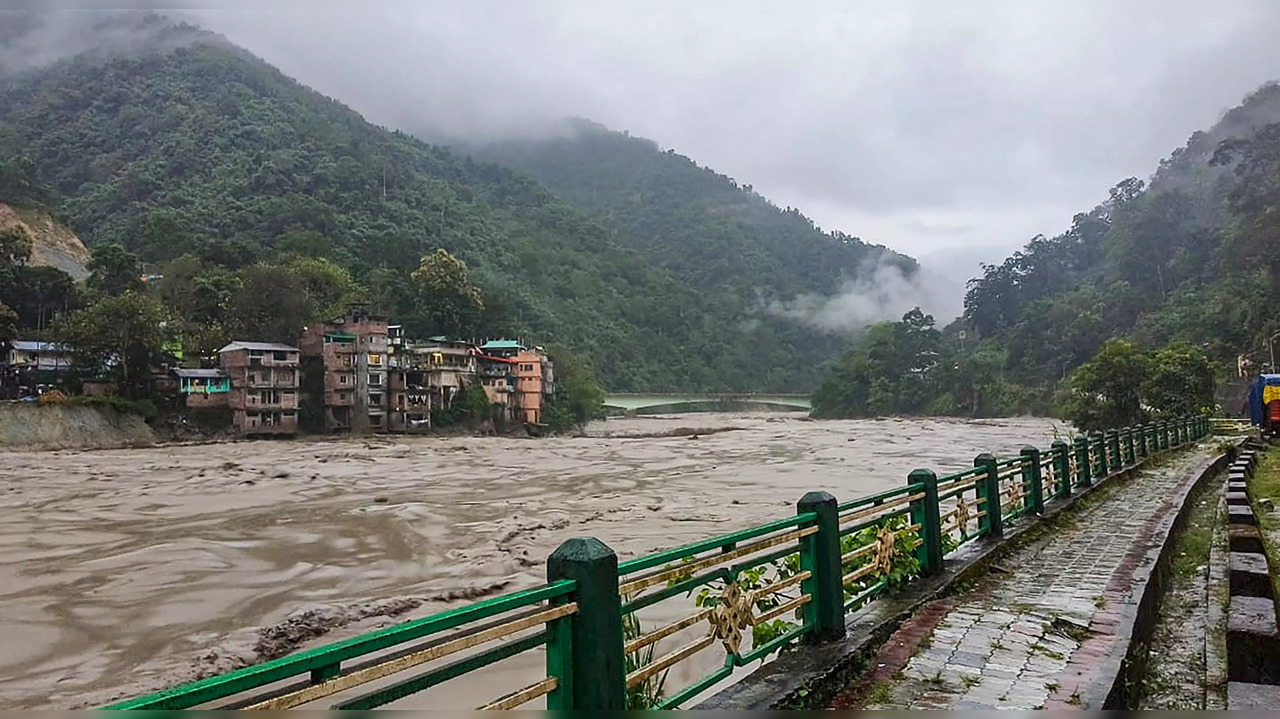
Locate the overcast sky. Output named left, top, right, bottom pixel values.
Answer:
left=181, top=2, right=1280, bottom=268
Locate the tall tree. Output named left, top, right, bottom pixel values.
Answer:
left=57, top=291, right=174, bottom=399
left=0, top=222, right=32, bottom=266
left=1060, top=339, right=1150, bottom=431
left=87, top=243, right=142, bottom=296
left=1142, top=342, right=1216, bottom=418
left=409, top=249, right=485, bottom=338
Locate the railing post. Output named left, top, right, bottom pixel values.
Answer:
left=1092, top=431, right=1107, bottom=477
left=1147, top=423, right=1156, bottom=454
left=1074, top=435, right=1092, bottom=488
left=1123, top=427, right=1134, bottom=465
left=547, top=537, right=626, bottom=710
left=1052, top=440, right=1071, bottom=499
left=1021, top=445, right=1045, bottom=515
left=797, top=491, right=845, bottom=642
left=907, top=469, right=943, bottom=576
left=1160, top=421, right=1169, bottom=450
left=1105, top=429, right=1119, bottom=472
left=974, top=453, right=1004, bottom=539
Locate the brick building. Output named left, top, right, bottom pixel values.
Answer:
left=299, top=309, right=389, bottom=433
left=217, top=341, right=301, bottom=435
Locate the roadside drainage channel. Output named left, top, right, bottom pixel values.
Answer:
left=1222, top=444, right=1280, bottom=709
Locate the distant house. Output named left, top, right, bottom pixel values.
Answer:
left=218, top=341, right=301, bottom=435
left=173, top=368, right=231, bottom=408
left=6, top=341, right=73, bottom=372
left=479, top=339, right=525, bottom=358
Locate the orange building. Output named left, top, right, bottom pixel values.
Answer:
left=511, top=350, right=545, bottom=424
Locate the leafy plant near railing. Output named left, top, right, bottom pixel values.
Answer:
left=646, top=513, right=943, bottom=675
left=840, top=516, right=922, bottom=595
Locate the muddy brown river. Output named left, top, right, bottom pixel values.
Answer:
left=0, top=413, right=1063, bottom=709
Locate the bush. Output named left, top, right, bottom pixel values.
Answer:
left=67, top=395, right=159, bottom=421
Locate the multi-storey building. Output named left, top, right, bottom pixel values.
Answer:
left=388, top=335, right=477, bottom=432
left=299, top=308, right=389, bottom=433
left=217, top=341, right=301, bottom=435
left=479, top=340, right=555, bottom=424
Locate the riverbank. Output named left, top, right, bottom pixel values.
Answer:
left=0, top=402, right=155, bottom=451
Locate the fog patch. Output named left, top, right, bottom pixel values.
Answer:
left=767, top=260, right=963, bottom=333
left=0, top=10, right=211, bottom=78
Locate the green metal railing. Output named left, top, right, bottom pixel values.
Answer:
left=103, top=415, right=1210, bottom=711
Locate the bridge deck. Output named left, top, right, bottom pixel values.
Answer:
left=602, top=394, right=811, bottom=412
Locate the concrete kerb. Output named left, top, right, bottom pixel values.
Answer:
left=696, top=441, right=1227, bottom=710
left=1096, top=443, right=1239, bottom=710
left=1207, top=490, right=1231, bottom=710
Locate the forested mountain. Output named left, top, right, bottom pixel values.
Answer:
left=461, top=119, right=911, bottom=327
left=963, top=83, right=1280, bottom=387
left=815, top=82, right=1280, bottom=419
left=0, top=13, right=901, bottom=393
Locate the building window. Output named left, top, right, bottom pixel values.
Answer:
left=370, top=392, right=384, bottom=405
left=369, top=373, right=383, bottom=386
left=340, top=374, right=349, bottom=385
left=369, top=353, right=383, bottom=366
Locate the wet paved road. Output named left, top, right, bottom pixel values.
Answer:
left=851, top=445, right=1215, bottom=710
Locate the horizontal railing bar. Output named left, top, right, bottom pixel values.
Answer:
left=839, top=506, right=913, bottom=536
left=754, top=593, right=810, bottom=625
left=936, top=467, right=985, bottom=485
left=245, top=603, right=577, bottom=710
left=620, top=567, right=732, bottom=614
left=618, top=513, right=817, bottom=576
left=843, top=577, right=889, bottom=610
left=103, top=580, right=575, bottom=710
left=619, top=527, right=817, bottom=596
left=626, top=635, right=715, bottom=688
left=656, top=664, right=734, bottom=709
left=331, top=631, right=548, bottom=710
left=624, top=608, right=714, bottom=655
left=836, top=483, right=923, bottom=512
left=838, top=493, right=924, bottom=525
left=736, top=622, right=809, bottom=664
left=751, top=570, right=811, bottom=602
left=841, top=541, right=877, bottom=564
left=476, top=677, right=558, bottom=710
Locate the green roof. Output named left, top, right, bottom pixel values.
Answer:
left=481, top=340, right=525, bottom=350
left=324, top=332, right=357, bottom=342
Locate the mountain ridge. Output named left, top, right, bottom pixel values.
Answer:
left=0, top=12, right=913, bottom=392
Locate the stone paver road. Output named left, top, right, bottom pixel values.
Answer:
left=857, top=445, right=1214, bottom=710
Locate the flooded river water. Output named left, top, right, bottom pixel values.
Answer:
left=0, top=413, right=1063, bottom=709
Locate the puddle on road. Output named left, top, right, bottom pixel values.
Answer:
left=0, top=413, right=1063, bottom=708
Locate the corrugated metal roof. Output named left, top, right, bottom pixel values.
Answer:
left=173, top=368, right=228, bottom=378
left=10, top=341, right=71, bottom=352
left=218, top=341, right=300, bottom=353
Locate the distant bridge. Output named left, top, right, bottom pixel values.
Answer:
left=602, top=393, right=811, bottom=415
